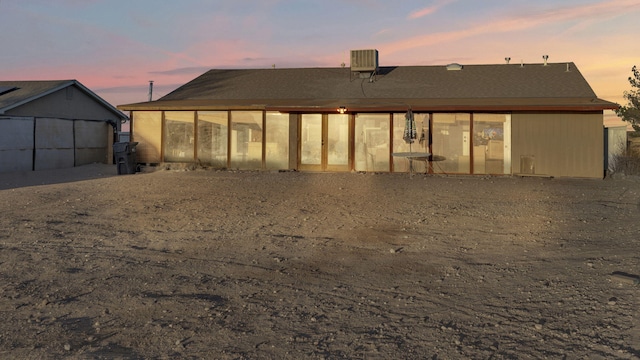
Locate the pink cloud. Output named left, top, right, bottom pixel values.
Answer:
left=408, top=0, right=456, bottom=19
left=385, top=0, right=640, bottom=55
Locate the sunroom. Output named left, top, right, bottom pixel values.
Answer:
left=127, top=109, right=513, bottom=175
left=118, top=52, right=617, bottom=178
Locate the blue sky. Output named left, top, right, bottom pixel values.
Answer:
left=1, top=0, right=639, bottom=121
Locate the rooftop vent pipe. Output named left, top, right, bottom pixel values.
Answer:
left=148, top=80, right=154, bottom=101
left=543, top=55, right=549, bottom=66
left=505, top=57, right=511, bottom=64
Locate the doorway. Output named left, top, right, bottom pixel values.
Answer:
left=299, top=114, right=350, bottom=171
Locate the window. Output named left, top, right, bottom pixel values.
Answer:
left=230, top=111, right=263, bottom=169
left=392, top=112, right=429, bottom=173
left=355, top=114, right=390, bottom=172
left=197, top=111, right=228, bottom=167
left=265, top=112, right=289, bottom=169
left=432, top=113, right=471, bottom=174
left=473, top=114, right=509, bottom=174
left=164, top=111, right=195, bottom=162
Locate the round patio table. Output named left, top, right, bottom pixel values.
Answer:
left=392, top=152, right=431, bottom=177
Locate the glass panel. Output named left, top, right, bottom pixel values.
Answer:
left=392, top=113, right=429, bottom=173
left=197, top=111, right=228, bottom=168
left=301, top=114, right=322, bottom=165
left=132, top=111, right=162, bottom=163
left=230, top=111, right=263, bottom=169
left=265, top=112, right=289, bottom=170
left=432, top=113, right=471, bottom=174
left=327, top=114, right=349, bottom=166
left=164, top=111, right=194, bottom=162
left=355, top=114, right=390, bottom=172
left=473, top=113, right=507, bottom=174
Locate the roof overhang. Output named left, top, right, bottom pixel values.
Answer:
left=118, top=97, right=619, bottom=113
left=72, top=81, right=129, bottom=120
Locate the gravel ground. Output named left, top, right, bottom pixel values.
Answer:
left=1, top=164, right=639, bottom=359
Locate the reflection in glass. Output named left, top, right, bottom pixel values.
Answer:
left=265, top=112, right=289, bottom=170
left=164, top=111, right=194, bottom=162
left=473, top=114, right=507, bottom=174
left=355, top=114, right=390, bottom=172
left=230, top=111, right=263, bottom=169
left=197, top=111, right=228, bottom=167
left=432, top=113, right=471, bottom=174
left=327, top=114, right=349, bottom=166
left=392, top=113, right=429, bottom=173
left=301, top=114, right=322, bottom=165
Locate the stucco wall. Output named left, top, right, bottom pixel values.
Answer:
left=511, top=112, right=604, bottom=178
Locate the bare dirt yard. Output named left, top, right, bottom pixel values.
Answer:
left=1, top=164, right=639, bottom=359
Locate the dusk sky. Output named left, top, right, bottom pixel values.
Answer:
left=2, top=0, right=639, bottom=122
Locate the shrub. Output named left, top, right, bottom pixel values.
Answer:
left=609, top=150, right=640, bottom=176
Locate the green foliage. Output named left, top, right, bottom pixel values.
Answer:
left=616, top=66, right=640, bottom=132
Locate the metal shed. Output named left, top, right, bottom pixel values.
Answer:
left=0, top=80, right=128, bottom=173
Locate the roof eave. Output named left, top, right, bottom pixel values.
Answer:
left=72, top=81, right=129, bottom=120
left=266, top=104, right=618, bottom=113
left=119, top=98, right=619, bottom=113
left=118, top=104, right=266, bottom=111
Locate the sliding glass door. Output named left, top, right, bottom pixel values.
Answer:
left=299, top=114, right=350, bottom=171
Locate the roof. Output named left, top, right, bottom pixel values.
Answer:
left=118, top=62, right=618, bottom=112
left=0, top=80, right=128, bottom=120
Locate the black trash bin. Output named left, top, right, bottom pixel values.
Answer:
left=113, top=142, right=139, bottom=175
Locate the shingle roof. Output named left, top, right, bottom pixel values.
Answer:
left=0, top=80, right=127, bottom=119
left=0, top=80, right=71, bottom=112
left=119, top=62, right=618, bottom=112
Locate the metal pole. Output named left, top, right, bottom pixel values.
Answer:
left=148, top=80, right=154, bottom=101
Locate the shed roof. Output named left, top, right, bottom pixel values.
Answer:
left=0, top=80, right=127, bottom=120
left=118, top=62, right=618, bottom=112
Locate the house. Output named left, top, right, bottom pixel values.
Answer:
left=118, top=50, right=618, bottom=178
left=0, top=80, right=128, bottom=173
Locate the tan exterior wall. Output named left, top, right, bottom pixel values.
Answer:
left=511, top=113, right=604, bottom=178
left=129, top=109, right=606, bottom=178
left=132, top=111, right=162, bottom=164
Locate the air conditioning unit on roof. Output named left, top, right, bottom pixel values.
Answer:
left=350, top=49, right=378, bottom=72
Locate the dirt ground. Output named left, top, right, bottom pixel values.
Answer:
left=1, top=164, right=639, bottom=359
